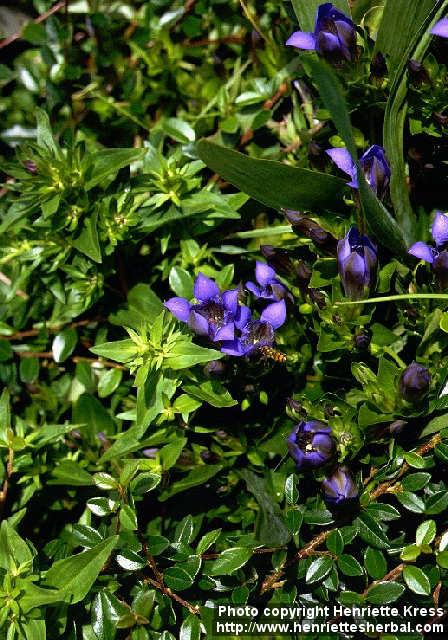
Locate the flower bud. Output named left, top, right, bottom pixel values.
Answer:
left=284, top=210, right=338, bottom=255
left=399, top=362, right=431, bottom=403
left=337, top=227, right=377, bottom=300
left=354, top=331, right=371, bottom=350
left=370, top=51, right=388, bottom=81
left=322, top=466, right=358, bottom=506
left=287, top=420, right=335, bottom=469
left=408, top=59, right=430, bottom=86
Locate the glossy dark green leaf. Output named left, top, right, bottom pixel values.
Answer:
left=196, top=140, right=346, bottom=213
left=366, top=581, right=405, bottom=604
left=403, top=565, right=431, bottom=595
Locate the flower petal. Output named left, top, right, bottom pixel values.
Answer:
left=235, top=304, right=251, bottom=330
left=255, top=261, right=276, bottom=286
left=221, top=339, right=245, bottom=356
left=285, top=31, right=316, bottom=50
left=432, top=211, right=448, bottom=248
left=188, top=310, right=209, bottom=336
left=222, top=288, right=239, bottom=315
left=214, top=322, right=234, bottom=342
left=164, top=297, right=191, bottom=322
left=408, top=241, right=435, bottom=264
left=431, top=18, right=448, bottom=37
left=260, top=300, right=286, bottom=330
left=194, top=273, right=219, bottom=301
left=325, top=147, right=354, bottom=177
left=246, top=281, right=261, bottom=297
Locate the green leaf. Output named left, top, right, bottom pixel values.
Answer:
left=36, top=109, right=58, bottom=154
left=160, top=438, right=188, bottom=471
left=303, top=56, right=407, bottom=257
left=416, top=520, right=436, bottom=546
left=183, top=380, right=237, bottom=408
left=403, top=565, right=431, bottom=596
left=400, top=544, right=421, bottom=562
left=0, top=388, right=11, bottom=443
left=379, top=0, right=447, bottom=242
left=92, top=591, right=129, bottom=640
left=164, top=556, right=201, bottom=590
left=165, top=340, right=224, bottom=369
left=196, top=529, right=221, bottom=555
left=240, top=469, right=291, bottom=546
left=435, top=443, right=448, bottom=464
left=327, top=529, right=344, bottom=556
left=72, top=211, right=101, bottom=263
left=52, top=328, right=77, bottom=363
left=180, top=614, right=201, bottom=640
left=44, top=536, right=118, bottom=603
left=0, top=521, right=33, bottom=572
left=403, top=452, right=428, bottom=469
left=285, top=473, right=299, bottom=506
left=396, top=491, right=425, bottom=513
left=364, top=547, right=387, bottom=580
left=90, top=339, right=138, bottom=364
left=305, top=556, right=333, bottom=584
left=425, top=491, right=448, bottom=515
left=337, top=554, right=364, bottom=577
left=147, top=535, right=169, bottom=556
left=207, top=547, right=252, bottom=576
left=366, top=581, right=405, bottom=604
left=402, top=472, right=431, bottom=492
left=98, top=368, right=123, bottom=398
left=196, top=140, right=346, bottom=213
left=73, top=393, right=115, bottom=443
left=169, top=266, right=194, bottom=299
left=159, top=465, right=222, bottom=501
left=116, top=549, right=146, bottom=571
left=84, top=148, right=146, bottom=190
left=355, top=511, right=390, bottom=549
left=290, top=0, right=351, bottom=32
left=50, top=460, right=94, bottom=486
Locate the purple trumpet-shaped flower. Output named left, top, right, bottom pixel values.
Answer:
left=220, top=300, right=286, bottom=357
left=399, top=362, right=431, bottom=404
left=164, top=273, right=241, bottom=342
left=326, top=145, right=390, bottom=199
left=431, top=18, right=448, bottom=38
left=408, top=211, right=448, bottom=288
left=246, top=261, right=289, bottom=301
left=286, top=3, right=356, bottom=63
left=337, top=227, right=377, bottom=300
left=322, top=467, right=358, bottom=506
left=287, top=420, right=335, bottom=469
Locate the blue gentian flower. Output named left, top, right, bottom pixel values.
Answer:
left=246, top=261, right=288, bottom=301
left=164, top=273, right=240, bottom=342
left=337, top=227, right=377, bottom=300
left=287, top=421, right=335, bottom=469
left=220, top=300, right=286, bottom=357
left=431, top=18, right=448, bottom=38
left=322, top=467, right=358, bottom=506
left=326, top=145, right=391, bottom=199
left=286, top=3, right=356, bottom=63
left=399, top=362, right=431, bottom=404
left=409, top=211, right=448, bottom=288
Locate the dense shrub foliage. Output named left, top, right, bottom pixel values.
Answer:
left=1, top=1, right=448, bottom=638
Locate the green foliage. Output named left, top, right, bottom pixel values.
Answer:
left=0, top=0, right=448, bottom=638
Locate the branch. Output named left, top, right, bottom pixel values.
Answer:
left=0, top=1, right=66, bottom=50
left=260, top=433, right=442, bottom=594
left=142, top=542, right=199, bottom=616
left=0, top=447, right=14, bottom=521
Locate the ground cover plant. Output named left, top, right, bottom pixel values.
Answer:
left=2, top=0, right=448, bottom=638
